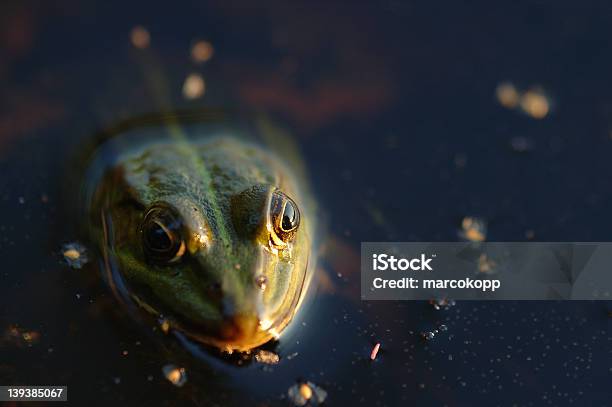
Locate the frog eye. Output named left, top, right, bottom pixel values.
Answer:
left=270, top=190, right=300, bottom=243
left=141, top=205, right=186, bottom=264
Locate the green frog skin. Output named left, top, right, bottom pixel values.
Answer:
left=86, top=134, right=314, bottom=353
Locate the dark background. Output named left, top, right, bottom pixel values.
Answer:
left=0, top=1, right=610, bottom=406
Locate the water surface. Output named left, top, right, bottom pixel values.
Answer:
left=1, top=1, right=611, bottom=405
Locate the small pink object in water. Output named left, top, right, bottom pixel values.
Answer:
left=370, top=342, right=381, bottom=360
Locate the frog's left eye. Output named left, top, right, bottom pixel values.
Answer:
left=141, top=205, right=186, bottom=264
left=270, top=190, right=300, bottom=243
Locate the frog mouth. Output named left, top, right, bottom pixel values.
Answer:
left=103, top=255, right=308, bottom=353
left=131, top=269, right=307, bottom=352
left=104, top=266, right=302, bottom=353
left=127, top=290, right=287, bottom=352
left=173, top=313, right=277, bottom=352
left=100, top=209, right=309, bottom=353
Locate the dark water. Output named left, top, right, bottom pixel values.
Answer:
left=1, top=1, right=611, bottom=406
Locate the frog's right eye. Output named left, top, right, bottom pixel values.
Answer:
left=269, top=190, right=300, bottom=244
left=141, top=205, right=186, bottom=264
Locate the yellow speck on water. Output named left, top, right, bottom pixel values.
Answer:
left=6, top=325, right=40, bottom=345
left=160, top=319, right=170, bottom=334
left=496, top=82, right=520, bottom=109
left=465, top=229, right=484, bottom=242
left=166, top=368, right=181, bottom=383
left=63, top=249, right=80, bottom=260
left=22, top=332, right=36, bottom=342
left=288, top=381, right=327, bottom=406
left=62, top=242, right=88, bottom=269
left=130, top=26, right=150, bottom=49
left=520, top=89, right=549, bottom=119
left=182, top=73, right=205, bottom=100
left=191, top=40, right=214, bottom=63
left=461, top=217, right=486, bottom=242
left=495, top=82, right=551, bottom=119
left=478, top=253, right=496, bottom=274
left=162, top=364, right=187, bottom=387
left=299, top=383, right=313, bottom=400
left=464, top=228, right=485, bottom=242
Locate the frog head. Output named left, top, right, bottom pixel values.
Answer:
left=90, top=138, right=312, bottom=352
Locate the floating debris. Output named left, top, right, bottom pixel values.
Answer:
left=130, top=25, right=150, bottom=49
left=421, top=331, right=435, bottom=341
left=520, top=89, right=550, bottom=119
left=370, top=342, right=381, bottom=360
left=191, top=40, right=214, bottom=63
left=3, top=325, right=40, bottom=347
left=429, top=298, right=456, bottom=310
left=162, top=364, right=187, bottom=387
left=459, top=217, right=487, bottom=242
left=509, top=136, right=534, bottom=153
left=421, top=324, right=449, bottom=341
left=495, top=82, right=520, bottom=109
left=300, top=383, right=313, bottom=400
left=62, top=242, right=88, bottom=269
left=254, top=349, right=279, bottom=365
left=288, top=381, right=327, bottom=406
left=21, top=330, right=39, bottom=343
left=478, top=253, right=497, bottom=274
left=182, top=73, right=206, bottom=100
left=159, top=318, right=171, bottom=334
left=495, top=82, right=551, bottom=119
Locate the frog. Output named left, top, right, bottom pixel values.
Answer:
left=83, top=117, right=315, bottom=353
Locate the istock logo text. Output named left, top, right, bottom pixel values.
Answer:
left=372, top=253, right=434, bottom=271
